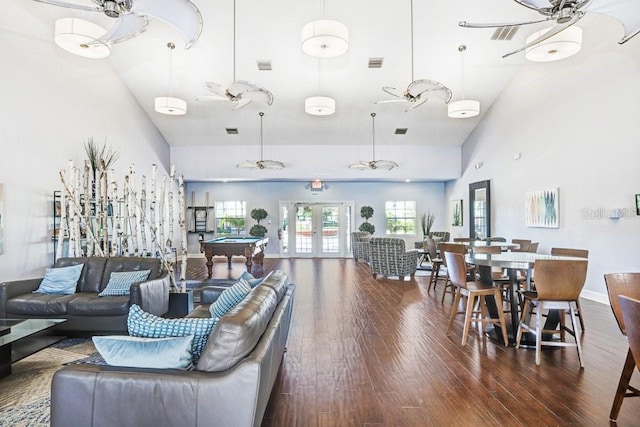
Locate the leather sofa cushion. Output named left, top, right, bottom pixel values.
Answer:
left=67, top=293, right=130, bottom=316
left=6, top=293, right=76, bottom=315
left=257, top=270, right=289, bottom=301
left=55, top=257, right=107, bottom=294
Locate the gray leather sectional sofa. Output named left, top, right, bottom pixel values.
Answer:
left=50, top=269, right=295, bottom=427
left=0, top=256, right=171, bottom=333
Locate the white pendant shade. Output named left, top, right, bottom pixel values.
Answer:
left=448, top=99, right=480, bottom=118
left=155, top=96, right=187, bottom=115
left=54, top=18, right=111, bottom=59
left=301, top=20, right=349, bottom=58
left=305, top=96, right=336, bottom=116
left=525, top=26, right=582, bottom=62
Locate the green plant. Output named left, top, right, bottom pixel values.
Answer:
left=249, top=208, right=268, bottom=237
left=421, top=211, right=435, bottom=237
left=359, top=205, right=375, bottom=234
left=84, top=137, right=119, bottom=174
left=452, top=203, right=462, bottom=227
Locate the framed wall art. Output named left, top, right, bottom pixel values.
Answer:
left=451, top=199, right=463, bottom=227
left=526, top=188, right=559, bottom=228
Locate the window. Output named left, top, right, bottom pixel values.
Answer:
left=385, top=201, right=416, bottom=235
left=215, top=201, right=246, bottom=235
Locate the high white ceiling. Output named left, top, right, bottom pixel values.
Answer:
left=11, top=0, right=636, bottom=154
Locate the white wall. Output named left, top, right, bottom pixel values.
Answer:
left=185, top=181, right=446, bottom=255
left=445, top=23, right=640, bottom=302
left=0, top=5, right=170, bottom=280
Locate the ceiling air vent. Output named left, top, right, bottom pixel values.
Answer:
left=491, top=26, right=519, bottom=41
left=395, top=128, right=408, bottom=135
left=257, top=60, right=272, bottom=71
left=225, top=128, right=239, bottom=135
left=368, top=57, right=384, bottom=68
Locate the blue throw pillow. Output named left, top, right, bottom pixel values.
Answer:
left=92, top=335, right=194, bottom=370
left=98, top=270, right=151, bottom=297
left=33, top=263, right=84, bottom=295
left=238, top=271, right=263, bottom=288
left=209, top=278, right=251, bottom=319
left=127, top=304, right=217, bottom=361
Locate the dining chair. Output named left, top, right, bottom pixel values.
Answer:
left=425, top=237, right=446, bottom=293
left=511, top=239, right=531, bottom=252
left=444, top=251, right=509, bottom=347
left=604, top=273, right=640, bottom=422
left=516, top=259, right=588, bottom=367
left=528, top=242, right=539, bottom=253
left=438, top=243, right=470, bottom=303
left=551, top=247, right=589, bottom=331
left=473, top=245, right=515, bottom=311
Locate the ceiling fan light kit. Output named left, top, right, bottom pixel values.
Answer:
left=301, top=19, right=349, bottom=58
left=525, top=25, right=582, bottom=62
left=305, top=96, right=336, bottom=116
left=155, top=42, right=187, bottom=116
left=54, top=18, right=111, bottom=59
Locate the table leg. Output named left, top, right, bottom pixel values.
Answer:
left=226, top=255, right=233, bottom=269
left=244, top=247, right=253, bottom=273
left=204, top=251, right=214, bottom=279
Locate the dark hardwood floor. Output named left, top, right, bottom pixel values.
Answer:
left=187, top=257, right=639, bottom=426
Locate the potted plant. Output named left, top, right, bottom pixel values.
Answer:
left=359, top=205, right=375, bottom=234
left=249, top=208, right=268, bottom=237
left=421, top=211, right=435, bottom=239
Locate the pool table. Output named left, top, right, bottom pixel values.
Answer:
left=200, top=236, right=268, bottom=278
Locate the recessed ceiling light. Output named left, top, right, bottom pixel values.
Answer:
left=226, top=128, right=239, bottom=134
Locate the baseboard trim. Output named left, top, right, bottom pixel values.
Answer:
left=581, top=290, right=609, bottom=305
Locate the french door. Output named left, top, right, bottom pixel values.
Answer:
left=279, top=202, right=354, bottom=258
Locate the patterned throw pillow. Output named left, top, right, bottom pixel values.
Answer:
left=33, top=263, right=84, bottom=295
left=127, top=304, right=217, bottom=361
left=209, top=278, right=251, bottom=319
left=98, top=270, right=151, bottom=297
left=239, top=271, right=264, bottom=288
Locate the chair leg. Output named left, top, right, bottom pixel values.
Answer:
left=428, top=265, right=438, bottom=293
left=447, top=290, right=462, bottom=336
left=516, top=300, right=530, bottom=348
left=575, top=299, right=585, bottom=332
left=494, top=289, right=509, bottom=347
left=535, top=303, right=543, bottom=366
left=610, top=348, right=639, bottom=421
left=461, top=294, right=475, bottom=346
left=568, top=305, right=584, bottom=368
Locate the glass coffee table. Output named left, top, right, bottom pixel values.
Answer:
left=0, top=318, right=66, bottom=379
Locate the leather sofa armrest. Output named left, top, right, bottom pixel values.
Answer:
left=0, top=278, right=42, bottom=317
left=129, top=271, right=171, bottom=316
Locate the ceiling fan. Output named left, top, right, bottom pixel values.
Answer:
left=32, top=0, right=203, bottom=49
left=198, top=0, right=273, bottom=110
left=349, top=113, right=398, bottom=171
left=376, top=0, right=452, bottom=112
left=459, top=0, right=640, bottom=58
left=236, top=112, right=284, bottom=170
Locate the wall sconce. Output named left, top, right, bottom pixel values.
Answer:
left=473, top=162, right=483, bottom=169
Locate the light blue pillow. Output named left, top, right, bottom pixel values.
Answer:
left=92, top=335, right=194, bottom=370
left=127, top=304, right=217, bottom=361
left=209, top=278, right=251, bottom=319
left=238, top=271, right=264, bottom=288
left=33, top=263, right=84, bottom=295
left=98, top=270, right=151, bottom=297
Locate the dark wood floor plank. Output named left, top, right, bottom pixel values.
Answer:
left=188, top=257, right=639, bottom=426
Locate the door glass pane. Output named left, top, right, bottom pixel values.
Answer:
left=295, top=206, right=312, bottom=254
left=281, top=205, right=289, bottom=253
left=322, top=206, right=339, bottom=253
left=346, top=205, right=352, bottom=252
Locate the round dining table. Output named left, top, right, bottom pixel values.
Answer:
left=465, top=251, right=586, bottom=346
left=461, top=240, right=520, bottom=251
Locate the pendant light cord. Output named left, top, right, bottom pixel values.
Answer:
left=167, top=42, right=175, bottom=97
left=233, top=0, right=236, bottom=82
left=371, top=112, right=376, bottom=161
left=410, top=0, right=414, bottom=82
left=459, top=45, right=467, bottom=99
left=259, top=112, right=264, bottom=161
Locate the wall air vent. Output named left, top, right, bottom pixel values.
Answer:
left=225, top=128, right=239, bottom=135
left=395, top=128, right=408, bottom=135
left=491, top=26, right=519, bottom=41
left=368, top=57, right=384, bottom=68
left=257, top=60, right=272, bottom=71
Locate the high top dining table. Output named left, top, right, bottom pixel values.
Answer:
left=465, top=251, right=586, bottom=345
left=462, top=241, right=520, bottom=251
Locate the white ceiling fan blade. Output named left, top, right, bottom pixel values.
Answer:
left=502, top=12, right=584, bottom=58
left=404, top=97, right=429, bottom=112
left=348, top=161, right=373, bottom=170
left=371, top=160, right=399, bottom=170
left=231, top=80, right=274, bottom=106
left=258, top=160, right=285, bottom=170
left=92, top=13, right=149, bottom=45
left=204, top=82, right=228, bottom=98
left=232, top=97, right=252, bottom=110
left=513, top=0, right=554, bottom=11
left=32, top=0, right=101, bottom=12
left=459, top=16, right=553, bottom=28
left=132, top=0, right=203, bottom=49
left=374, top=99, right=408, bottom=105
left=381, top=86, right=405, bottom=98
left=236, top=161, right=261, bottom=169
left=407, top=80, right=452, bottom=103
left=195, top=94, right=227, bottom=101
left=588, top=0, right=640, bottom=44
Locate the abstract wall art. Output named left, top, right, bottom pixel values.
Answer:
left=526, top=188, right=559, bottom=228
